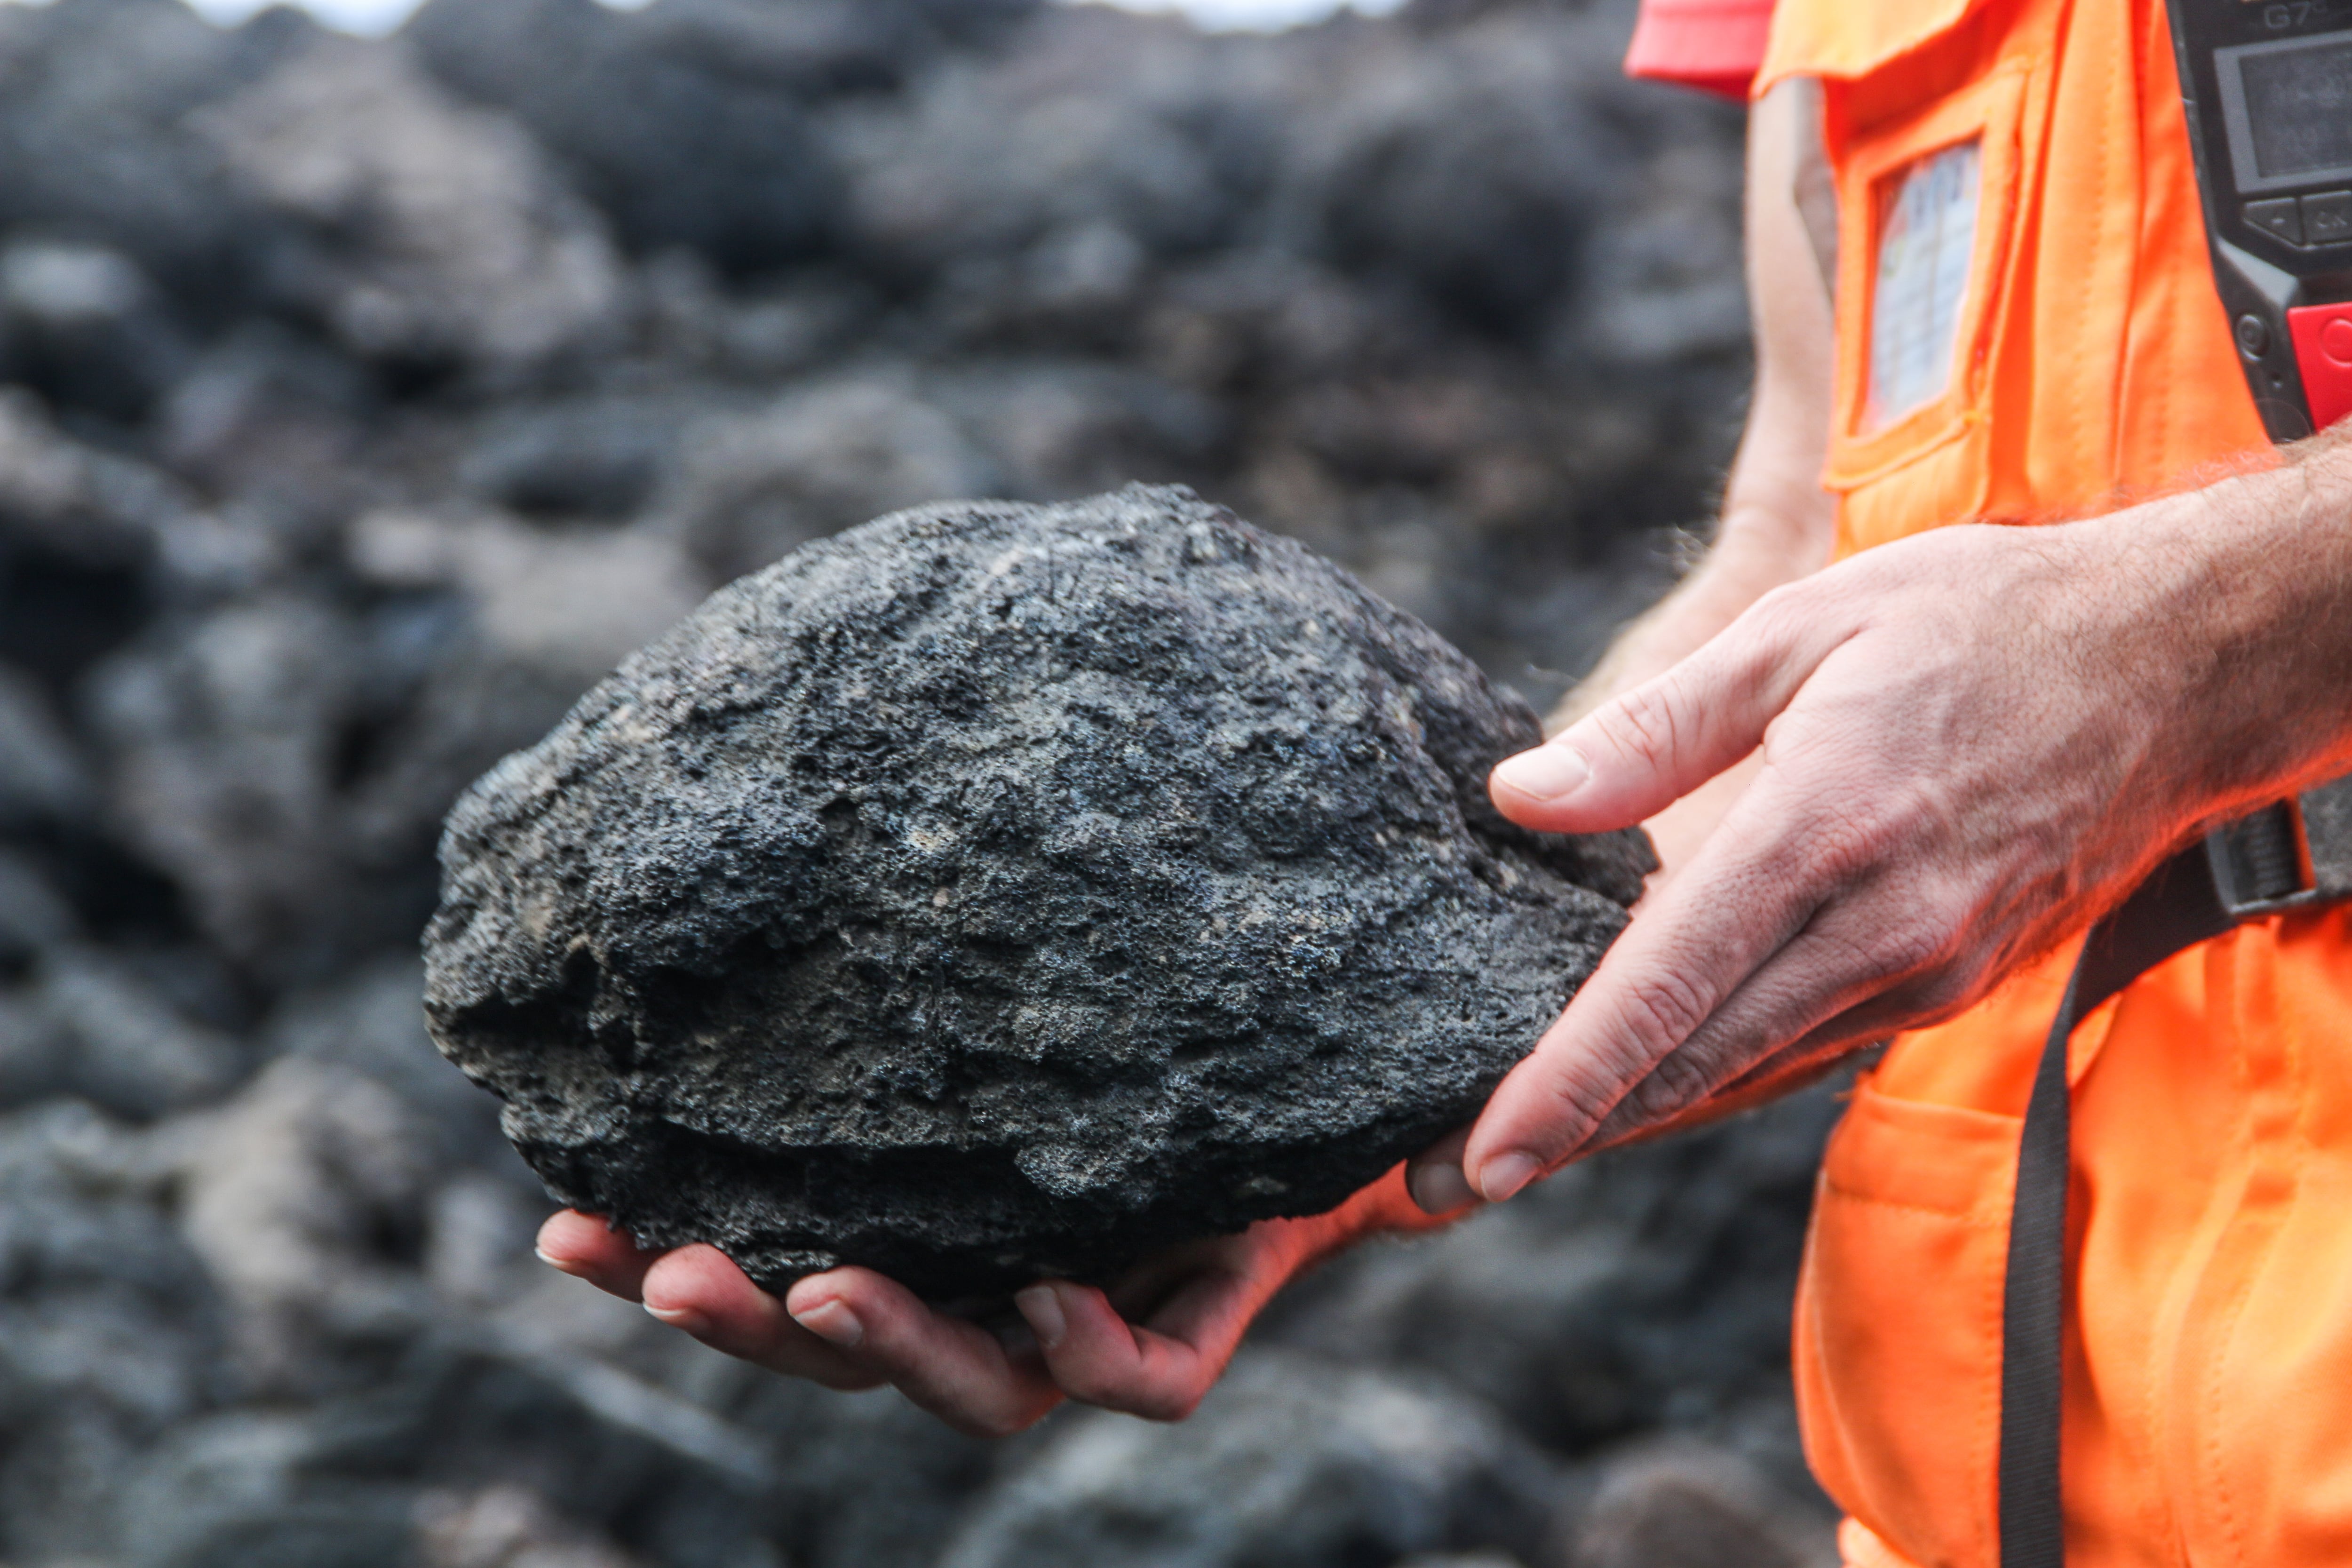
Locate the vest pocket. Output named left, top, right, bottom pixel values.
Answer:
left=1822, top=66, right=2029, bottom=556
left=1795, top=1076, right=2019, bottom=1568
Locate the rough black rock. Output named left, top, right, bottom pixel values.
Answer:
left=424, top=485, right=1653, bottom=1301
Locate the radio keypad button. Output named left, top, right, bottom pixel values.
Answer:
left=2304, top=191, right=2352, bottom=247
left=2325, top=319, right=2352, bottom=370
left=2248, top=198, right=2306, bottom=245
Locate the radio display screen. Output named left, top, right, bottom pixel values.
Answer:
left=2218, top=34, right=2352, bottom=190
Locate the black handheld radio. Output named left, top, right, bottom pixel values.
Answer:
left=2167, top=0, right=2352, bottom=442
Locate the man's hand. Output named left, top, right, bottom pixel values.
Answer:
left=1431, top=453, right=2352, bottom=1202
left=535, top=1163, right=1457, bottom=1437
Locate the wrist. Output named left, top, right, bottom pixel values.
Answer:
left=2059, top=441, right=2352, bottom=824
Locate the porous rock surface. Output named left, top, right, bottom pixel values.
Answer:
left=425, top=485, right=1651, bottom=1300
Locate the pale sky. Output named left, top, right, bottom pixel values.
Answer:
left=5, top=0, right=1409, bottom=39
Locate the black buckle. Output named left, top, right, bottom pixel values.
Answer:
left=2205, top=775, right=2352, bottom=919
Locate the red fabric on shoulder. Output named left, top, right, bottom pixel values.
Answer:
left=1622, top=0, right=1777, bottom=100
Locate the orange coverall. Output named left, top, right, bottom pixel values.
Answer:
left=1634, top=0, right=2352, bottom=1562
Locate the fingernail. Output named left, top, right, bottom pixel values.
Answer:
left=534, top=1246, right=591, bottom=1278
left=1406, top=1162, right=1478, bottom=1215
left=1478, top=1151, right=1542, bottom=1203
left=1493, top=744, right=1589, bottom=803
left=644, top=1302, right=711, bottom=1335
left=1015, top=1284, right=1067, bottom=1352
left=790, top=1297, right=865, bottom=1349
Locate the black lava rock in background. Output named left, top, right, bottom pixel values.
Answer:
left=938, top=1349, right=1565, bottom=1568
left=0, top=0, right=1843, bottom=1559
left=427, top=486, right=1653, bottom=1300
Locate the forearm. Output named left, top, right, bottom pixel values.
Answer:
left=2091, top=425, right=2352, bottom=820
left=1549, top=78, right=1837, bottom=734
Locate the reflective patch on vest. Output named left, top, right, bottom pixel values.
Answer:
left=1867, top=139, right=1981, bottom=430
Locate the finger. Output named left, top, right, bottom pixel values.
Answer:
left=1104, top=1237, right=1228, bottom=1324
left=1568, top=948, right=1887, bottom=1154
left=780, top=1269, right=1063, bottom=1438
left=1695, top=1031, right=1863, bottom=1106
left=536, top=1210, right=660, bottom=1301
left=1566, top=889, right=1955, bottom=1153
left=636, top=1245, right=882, bottom=1391
left=1716, top=1027, right=1881, bottom=1102
left=1571, top=1046, right=1862, bottom=1158
left=1404, top=1124, right=1480, bottom=1216
left=1463, top=780, right=1831, bottom=1198
left=1017, top=1259, right=1262, bottom=1422
left=1490, top=605, right=1826, bottom=836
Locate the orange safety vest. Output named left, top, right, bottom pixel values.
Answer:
left=1753, top=2, right=2352, bottom=1565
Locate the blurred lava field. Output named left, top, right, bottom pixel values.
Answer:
left=0, top=1, right=1848, bottom=1564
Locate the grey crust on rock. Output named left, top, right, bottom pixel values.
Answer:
left=423, top=485, right=1654, bottom=1302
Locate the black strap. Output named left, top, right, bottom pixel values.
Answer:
left=1997, top=846, right=2235, bottom=1567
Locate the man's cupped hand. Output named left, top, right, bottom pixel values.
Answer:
left=535, top=1162, right=1451, bottom=1437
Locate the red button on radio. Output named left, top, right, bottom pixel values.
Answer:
left=2289, top=302, right=2352, bottom=433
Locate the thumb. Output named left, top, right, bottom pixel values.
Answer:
left=1490, top=605, right=1819, bottom=834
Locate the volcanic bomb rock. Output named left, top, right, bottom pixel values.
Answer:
left=423, top=485, right=1655, bottom=1301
